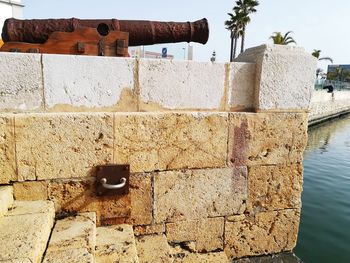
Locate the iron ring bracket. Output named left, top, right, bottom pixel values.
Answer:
left=100, top=177, right=127, bottom=190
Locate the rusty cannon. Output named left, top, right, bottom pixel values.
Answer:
left=0, top=18, right=209, bottom=57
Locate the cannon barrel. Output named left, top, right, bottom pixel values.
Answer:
left=2, top=18, right=209, bottom=46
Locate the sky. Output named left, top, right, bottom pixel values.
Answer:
left=22, top=0, right=350, bottom=69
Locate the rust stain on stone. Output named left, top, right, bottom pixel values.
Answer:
left=230, top=119, right=249, bottom=166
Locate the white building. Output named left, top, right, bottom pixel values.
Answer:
left=0, top=0, right=24, bottom=41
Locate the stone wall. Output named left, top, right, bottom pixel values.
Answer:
left=0, top=44, right=316, bottom=260
left=309, top=90, right=350, bottom=125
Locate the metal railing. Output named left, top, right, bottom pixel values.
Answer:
left=315, top=79, right=350, bottom=91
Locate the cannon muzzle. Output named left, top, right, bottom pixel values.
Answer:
left=2, top=18, right=209, bottom=46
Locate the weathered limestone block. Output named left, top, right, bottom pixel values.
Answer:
left=15, top=113, right=113, bottom=180
left=173, top=252, right=230, bottom=263
left=166, top=217, right=224, bottom=252
left=154, top=168, right=247, bottom=223
left=136, top=234, right=172, bottom=263
left=13, top=181, right=49, bottom=201
left=0, top=202, right=55, bottom=262
left=7, top=200, right=54, bottom=216
left=115, top=112, right=228, bottom=173
left=247, top=164, right=303, bottom=213
left=0, top=53, right=43, bottom=111
left=225, top=209, right=300, bottom=259
left=0, top=116, right=16, bottom=184
left=228, top=113, right=308, bottom=166
left=229, top=63, right=256, bottom=111
left=46, top=212, right=96, bottom=253
left=43, top=55, right=137, bottom=111
left=139, top=59, right=226, bottom=111
left=95, top=224, right=139, bottom=263
left=134, top=224, right=165, bottom=236
left=235, top=44, right=317, bottom=111
left=1, top=258, right=32, bottom=263
left=48, top=174, right=152, bottom=226
left=43, top=248, right=94, bottom=263
left=0, top=186, right=13, bottom=217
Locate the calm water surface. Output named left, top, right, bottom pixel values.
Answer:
left=295, top=114, right=350, bottom=263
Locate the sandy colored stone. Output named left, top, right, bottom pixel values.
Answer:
left=228, top=113, right=308, bottom=166
left=7, top=200, right=54, bottom=216
left=15, top=113, right=113, bottom=181
left=174, top=252, right=230, bottom=263
left=134, top=224, right=165, bottom=236
left=0, top=53, right=43, bottom=111
left=13, top=181, right=49, bottom=201
left=1, top=258, right=32, bottom=263
left=166, top=217, right=224, bottom=253
left=154, top=168, right=247, bottom=223
left=0, top=207, right=55, bottom=262
left=48, top=174, right=152, bottom=226
left=247, top=164, right=303, bottom=213
left=225, top=209, right=300, bottom=259
left=0, top=116, right=16, bottom=184
left=0, top=186, right=13, bottom=217
left=47, top=212, right=96, bottom=253
left=95, top=224, right=139, bottom=263
left=136, top=234, right=172, bottom=263
left=43, top=248, right=94, bottom=263
left=114, top=112, right=228, bottom=173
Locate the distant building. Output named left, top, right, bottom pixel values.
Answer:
left=130, top=47, right=174, bottom=59
left=327, top=65, right=350, bottom=82
left=0, top=0, right=24, bottom=46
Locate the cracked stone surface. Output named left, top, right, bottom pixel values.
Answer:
left=0, top=116, right=16, bottom=184
left=154, top=168, right=247, bottom=223
left=228, top=113, right=308, bottom=166
left=114, top=112, right=228, bottom=173
left=95, top=224, right=139, bottom=263
left=225, top=209, right=300, bottom=259
left=46, top=212, right=96, bottom=253
left=15, top=113, right=113, bottom=181
left=247, top=164, right=302, bottom=213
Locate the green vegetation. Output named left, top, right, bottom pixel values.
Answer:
left=270, top=31, right=296, bottom=45
left=312, top=49, right=333, bottom=63
left=225, top=0, right=259, bottom=62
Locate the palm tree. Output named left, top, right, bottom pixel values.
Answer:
left=233, top=0, right=259, bottom=54
left=225, top=10, right=244, bottom=61
left=270, top=31, right=296, bottom=45
left=312, top=49, right=333, bottom=63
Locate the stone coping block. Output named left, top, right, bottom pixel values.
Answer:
left=43, top=54, right=137, bottom=111
left=225, top=209, right=300, bottom=259
left=154, top=167, right=247, bottom=223
left=0, top=115, right=16, bottom=184
left=0, top=52, right=43, bottom=111
left=229, top=62, right=256, bottom=111
left=139, top=59, right=226, bottom=111
left=115, top=112, right=228, bottom=173
left=0, top=203, right=55, bottom=262
left=0, top=52, right=256, bottom=113
left=6, top=200, right=54, bottom=216
left=235, top=44, right=317, bottom=111
left=228, top=112, right=308, bottom=166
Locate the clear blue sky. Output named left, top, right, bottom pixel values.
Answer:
left=23, top=0, right=349, bottom=68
